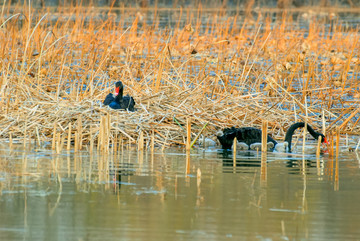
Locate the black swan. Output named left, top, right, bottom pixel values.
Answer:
left=217, top=122, right=328, bottom=152
left=103, top=81, right=135, bottom=111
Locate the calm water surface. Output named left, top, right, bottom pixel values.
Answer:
left=1, top=143, right=360, bottom=241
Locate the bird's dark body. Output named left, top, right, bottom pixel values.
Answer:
left=217, top=127, right=277, bottom=150
left=103, top=93, right=115, bottom=105
left=217, top=122, right=327, bottom=152
left=103, top=81, right=136, bottom=111
left=109, top=94, right=135, bottom=111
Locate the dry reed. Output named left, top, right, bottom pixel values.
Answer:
left=233, top=137, right=237, bottom=166
left=0, top=5, right=359, bottom=152
left=261, top=120, right=268, bottom=153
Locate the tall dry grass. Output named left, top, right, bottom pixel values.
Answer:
left=0, top=4, right=359, bottom=151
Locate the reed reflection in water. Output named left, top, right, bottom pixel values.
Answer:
left=1, top=143, right=360, bottom=240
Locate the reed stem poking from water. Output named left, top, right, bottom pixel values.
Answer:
left=151, top=129, right=155, bottom=153
left=114, top=133, right=118, bottom=154
left=98, top=118, right=102, bottom=152
left=233, top=137, right=237, bottom=167
left=52, top=123, right=57, bottom=150
left=56, top=133, right=61, bottom=154
left=322, top=109, right=326, bottom=135
left=336, top=126, right=340, bottom=159
left=23, top=122, right=27, bottom=148
left=74, top=131, right=79, bottom=152
left=36, top=127, right=41, bottom=147
left=138, top=130, right=144, bottom=151
left=260, top=154, right=267, bottom=182
left=186, top=151, right=190, bottom=175
left=77, top=116, right=83, bottom=150
left=9, top=132, right=12, bottom=149
left=107, top=114, right=111, bottom=153
left=90, top=126, right=94, bottom=153
left=67, top=123, right=71, bottom=151
left=261, top=121, right=267, bottom=153
left=316, top=135, right=322, bottom=159
left=355, top=138, right=360, bottom=152
left=302, top=99, right=308, bottom=155
left=186, top=117, right=191, bottom=151
left=335, top=127, right=340, bottom=191
left=60, top=135, right=65, bottom=153
left=329, top=132, right=334, bottom=157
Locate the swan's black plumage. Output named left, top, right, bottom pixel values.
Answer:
left=217, top=127, right=277, bottom=150
left=217, top=122, right=328, bottom=152
left=103, top=93, right=115, bottom=105
left=284, top=122, right=327, bottom=152
left=103, top=81, right=135, bottom=111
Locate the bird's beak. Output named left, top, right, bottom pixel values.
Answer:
left=114, top=87, right=120, bottom=96
left=323, top=137, right=329, bottom=145
left=322, top=137, right=329, bottom=150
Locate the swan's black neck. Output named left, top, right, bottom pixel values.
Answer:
left=115, top=86, right=124, bottom=103
left=284, top=122, right=323, bottom=152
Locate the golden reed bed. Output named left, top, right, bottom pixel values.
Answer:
left=0, top=4, right=359, bottom=152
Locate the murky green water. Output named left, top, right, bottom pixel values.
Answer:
left=1, top=143, right=360, bottom=241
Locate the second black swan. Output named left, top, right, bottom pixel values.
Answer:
left=217, top=122, right=328, bottom=152
left=103, top=81, right=135, bottom=111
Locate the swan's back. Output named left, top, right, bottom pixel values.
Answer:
left=103, top=93, right=114, bottom=105
left=123, top=95, right=135, bottom=111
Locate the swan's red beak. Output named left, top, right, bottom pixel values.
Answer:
left=323, top=137, right=329, bottom=145
left=114, top=87, right=120, bottom=96
left=322, top=137, right=329, bottom=151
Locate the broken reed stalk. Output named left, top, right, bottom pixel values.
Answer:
left=110, top=137, right=114, bottom=154
left=151, top=129, right=155, bottom=153
left=186, top=117, right=191, bottom=151
left=74, top=131, right=79, bottom=152
left=138, top=130, right=144, bottom=151
left=329, top=132, right=334, bottom=157
left=117, top=135, right=122, bottom=153
left=102, top=116, right=107, bottom=152
left=98, top=118, right=102, bottom=152
left=9, top=132, right=12, bottom=148
left=77, top=116, right=82, bottom=150
left=60, top=135, right=65, bottom=153
left=302, top=97, right=309, bottom=155
left=67, top=123, right=71, bottom=151
left=114, top=134, right=118, bottom=154
left=346, top=133, right=348, bottom=147
left=233, top=137, right=237, bottom=167
left=56, top=133, right=61, bottom=154
left=336, top=126, right=340, bottom=159
left=107, top=114, right=111, bottom=152
left=190, top=121, right=209, bottom=148
left=316, top=135, right=322, bottom=159
left=355, top=138, right=360, bottom=152
left=90, top=126, right=94, bottom=153
left=322, top=109, right=326, bottom=135
left=36, top=127, right=41, bottom=147
left=260, top=154, right=267, bottom=182
left=261, top=120, right=268, bottom=153
left=99, top=116, right=110, bottom=153
left=186, top=151, right=190, bottom=175
left=23, top=122, right=27, bottom=148
left=52, top=123, right=56, bottom=150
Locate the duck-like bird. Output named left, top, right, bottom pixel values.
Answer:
left=217, top=122, right=328, bottom=152
left=103, top=81, right=135, bottom=111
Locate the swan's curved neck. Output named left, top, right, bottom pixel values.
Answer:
left=284, top=122, right=322, bottom=152
left=115, top=87, right=124, bottom=102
